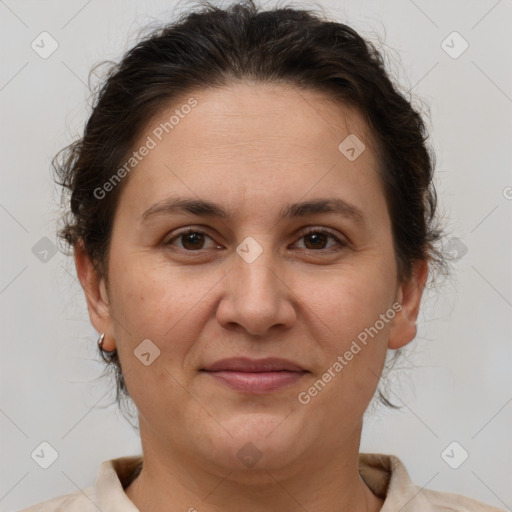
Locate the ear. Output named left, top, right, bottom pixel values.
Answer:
left=387, top=259, right=428, bottom=350
left=74, top=240, right=116, bottom=352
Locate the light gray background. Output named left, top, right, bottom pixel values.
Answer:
left=1, top=0, right=511, bottom=510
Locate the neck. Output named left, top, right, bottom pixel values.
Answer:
left=125, top=422, right=384, bottom=512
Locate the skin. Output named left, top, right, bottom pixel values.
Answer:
left=75, top=82, right=428, bottom=512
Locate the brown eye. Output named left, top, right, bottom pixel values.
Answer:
left=294, top=228, right=346, bottom=251
left=181, top=231, right=206, bottom=250
left=166, top=228, right=218, bottom=251
left=303, top=232, right=329, bottom=250
left=165, top=227, right=346, bottom=254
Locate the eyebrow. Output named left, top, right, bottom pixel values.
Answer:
left=140, top=196, right=365, bottom=225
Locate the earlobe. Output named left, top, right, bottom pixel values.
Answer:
left=387, top=259, right=428, bottom=350
left=73, top=240, right=115, bottom=350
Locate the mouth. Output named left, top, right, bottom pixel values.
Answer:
left=200, top=357, right=308, bottom=393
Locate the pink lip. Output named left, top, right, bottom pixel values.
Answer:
left=204, top=370, right=306, bottom=393
left=201, top=357, right=308, bottom=393
left=202, top=357, right=305, bottom=372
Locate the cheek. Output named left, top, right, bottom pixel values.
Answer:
left=299, top=262, right=396, bottom=398
left=108, top=261, right=205, bottom=417
left=109, top=254, right=199, bottom=331
left=108, top=255, right=224, bottom=379
left=305, top=263, right=396, bottom=338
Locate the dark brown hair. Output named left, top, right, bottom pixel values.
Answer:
left=54, top=0, right=448, bottom=417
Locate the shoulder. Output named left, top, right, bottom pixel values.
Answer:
left=17, top=486, right=97, bottom=512
left=359, top=453, right=506, bottom=512
left=16, top=456, right=142, bottom=512
left=418, top=487, right=506, bottom=512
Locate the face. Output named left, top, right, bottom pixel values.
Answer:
left=78, top=82, right=426, bottom=478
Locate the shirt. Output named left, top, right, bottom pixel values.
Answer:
left=18, top=453, right=506, bottom=511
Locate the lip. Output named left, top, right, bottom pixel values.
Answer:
left=202, top=357, right=305, bottom=372
left=201, top=357, right=308, bottom=393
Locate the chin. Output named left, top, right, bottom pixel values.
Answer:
left=203, top=413, right=309, bottom=475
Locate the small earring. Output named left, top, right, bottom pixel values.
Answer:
left=97, top=333, right=117, bottom=357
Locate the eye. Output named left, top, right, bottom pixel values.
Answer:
left=292, top=227, right=347, bottom=252
left=164, top=227, right=347, bottom=253
left=165, top=227, right=220, bottom=251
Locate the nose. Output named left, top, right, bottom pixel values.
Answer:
left=216, top=246, right=297, bottom=337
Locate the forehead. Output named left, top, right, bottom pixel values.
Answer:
left=116, top=82, right=384, bottom=220
left=147, top=81, right=375, bottom=157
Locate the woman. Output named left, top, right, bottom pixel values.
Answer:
left=20, top=1, right=505, bottom=510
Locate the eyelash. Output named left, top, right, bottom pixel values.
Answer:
left=165, top=227, right=347, bottom=253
